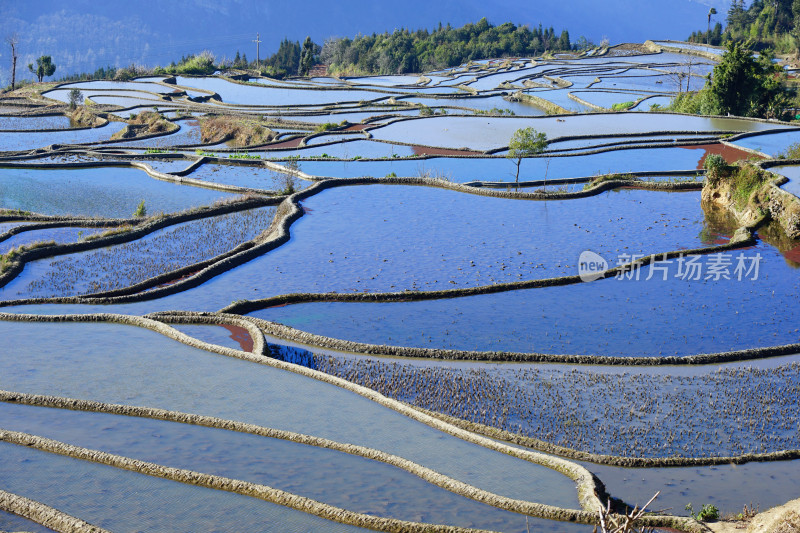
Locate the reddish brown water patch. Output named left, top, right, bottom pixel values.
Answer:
left=345, top=124, right=372, bottom=131
left=221, top=324, right=254, bottom=352
left=411, top=145, right=483, bottom=156
left=678, top=143, right=761, bottom=170
left=783, top=243, right=800, bottom=267
left=265, top=137, right=304, bottom=149
left=145, top=270, right=202, bottom=292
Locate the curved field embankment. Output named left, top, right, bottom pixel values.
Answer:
left=0, top=172, right=705, bottom=307
left=0, top=195, right=279, bottom=292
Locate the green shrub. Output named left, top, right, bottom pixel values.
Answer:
left=133, top=200, right=147, bottom=218
left=228, top=152, right=261, bottom=160
left=314, top=122, right=338, bottom=133
left=173, top=52, right=216, bottom=75
left=669, top=88, right=721, bottom=115
left=777, top=142, right=800, bottom=159
left=611, top=101, right=634, bottom=111
left=704, top=153, right=729, bottom=174
left=686, top=503, right=720, bottom=521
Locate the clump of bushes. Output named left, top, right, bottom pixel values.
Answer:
left=669, top=43, right=788, bottom=119
left=475, top=107, right=516, bottom=116
left=153, top=51, right=217, bottom=76
left=610, top=101, right=635, bottom=111
left=777, top=142, right=800, bottom=160
left=418, top=105, right=448, bottom=116
left=314, top=122, right=339, bottom=133
left=228, top=152, right=261, bottom=160
left=686, top=503, right=719, bottom=522
left=702, top=153, right=731, bottom=182
left=113, top=64, right=153, bottom=81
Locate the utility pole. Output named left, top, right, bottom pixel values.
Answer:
left=253, top=32, right=262, bottom=66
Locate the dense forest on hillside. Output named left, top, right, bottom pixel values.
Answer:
left=688, top=0, right=800, bottom=53
left=318, top=18, right=582, bottom=76
left=48, top=18, right=586, bottom=83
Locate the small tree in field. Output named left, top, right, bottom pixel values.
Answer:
left=28, top=55, right=56, bottom=82
left=507, top=127, right=547, bottom=185
left=68, top=89, right=83, bottom=110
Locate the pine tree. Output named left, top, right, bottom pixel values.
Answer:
left=299, top=36, right=315, bottom=76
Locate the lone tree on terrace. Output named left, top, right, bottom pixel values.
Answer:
left=5, top=34, right=19, bottom=91
left=68, top=88, right=83, bottom=110
left=28, top=55, right=56, bottom=83
left=507, top=127, right=547, bottom=185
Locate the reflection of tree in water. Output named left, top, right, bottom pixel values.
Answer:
left=698, top=203, right=739, bottom=245
left=758, top=219, right=800, bottom=269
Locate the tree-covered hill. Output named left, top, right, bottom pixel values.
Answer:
left=688, top=0, right=800, bottom=54
left=320, top=18, right=577, bottom=76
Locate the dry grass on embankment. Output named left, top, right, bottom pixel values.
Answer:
left=199, top=115, right=276, bottom=146
left=111, top=110, right=176, bottom=139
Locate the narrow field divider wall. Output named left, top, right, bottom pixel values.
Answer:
left=0, top=488, right=110, bottom=533
left=0, top=429, right=498, bottom=533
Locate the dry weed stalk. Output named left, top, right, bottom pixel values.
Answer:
left=593, top=492, right=660, bottom=533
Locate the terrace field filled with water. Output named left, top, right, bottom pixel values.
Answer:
left=1, top=39, right=799, bottom=533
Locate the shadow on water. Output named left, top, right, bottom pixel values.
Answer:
left=267, top=343, right=318, bottom=370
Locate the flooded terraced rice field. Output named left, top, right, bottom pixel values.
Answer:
left=1, top=43, right=799, bottom=532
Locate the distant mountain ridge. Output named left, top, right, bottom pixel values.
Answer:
left=0, top=0, right=728, bottom=85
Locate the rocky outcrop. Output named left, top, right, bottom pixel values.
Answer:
left=702, top=161, right=800, bottom=239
